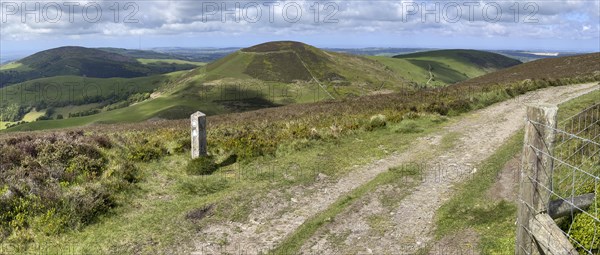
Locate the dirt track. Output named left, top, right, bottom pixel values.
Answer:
left=193, top=83, right=599, bottom=254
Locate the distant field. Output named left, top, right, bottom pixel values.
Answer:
left=22, top=109, right=46, bottom=122
left=0, top=62, right=21, bottom=70
left=0, top=62, right=30, bottom=71
left=0, top=110, right=45, bottom=130
left=52, top=103, right=102, bottom=118
left=138, top=58, right=206, bottom=66
left=0, top=121, right=14, bottom=129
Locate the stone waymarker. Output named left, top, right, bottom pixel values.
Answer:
left=191, top=111, right=207, bottom=159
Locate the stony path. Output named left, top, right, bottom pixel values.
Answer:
left=193, top=83, right=599, bottom=255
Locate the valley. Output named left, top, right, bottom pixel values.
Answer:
left=0, top=41, right=598, bottom=254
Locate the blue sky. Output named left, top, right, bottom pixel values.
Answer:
left=1, top=0, right=599, bottom=57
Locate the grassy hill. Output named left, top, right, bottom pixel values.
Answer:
left=204, top=41, right=408, bottom=92
left=455, top=52, right=600, bottom=88
left=0, top=47, right=199, bottom=87
left=368, top=49, right=522, bottom=87
left=395, top=50, right=522, bottom=70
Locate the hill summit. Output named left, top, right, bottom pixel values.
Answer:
left=206, top=41, right=403, bottom=86
left=241, top=41, right=319, bottom=53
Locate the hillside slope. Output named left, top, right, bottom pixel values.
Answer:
left=455, top=52, right=600, bottom=87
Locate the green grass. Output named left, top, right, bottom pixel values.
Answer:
left=557, top=89, right=600, bottom=121
left=435, top=130, right=522, bottom=253
left=137, top=58, right=206, bottom=66
left=204, top=51, right=255, bottom=80
left=440, top=132, right=462, bottom=151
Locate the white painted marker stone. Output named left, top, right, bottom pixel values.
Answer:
left=191, top=111, right=207, bottom=159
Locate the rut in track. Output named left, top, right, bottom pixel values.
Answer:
left=193, top=83, right=599, bottom=255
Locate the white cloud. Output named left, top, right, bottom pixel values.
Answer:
left=0, top=0, right=598, bottom=48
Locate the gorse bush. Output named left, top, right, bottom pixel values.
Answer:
left=569, top=207, right=600, bottom=253
left=63, top=182, right=115, bottom=226
left=104, top=160, right=141, bottom=184
left=127, top=139, right=169, bottom=161
left=366, top=114, right=387, bottom=131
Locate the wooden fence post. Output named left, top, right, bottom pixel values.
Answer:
left=191, top=111, right=207, bottom=159
left=516, top=104, right=558, bottom=255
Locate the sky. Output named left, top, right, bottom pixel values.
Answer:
left=1, top=0, right=599, bottom=57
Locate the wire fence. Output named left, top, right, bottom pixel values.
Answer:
left=516, top=103, right=600, bottom=255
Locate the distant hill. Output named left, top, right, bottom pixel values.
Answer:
left=365, top=49, right=521, bottom=87
left=394, top=50, right=522, bottom=70
left=492, top=50, right=586, bottom=62
left=97, top=48, right=180, bottom=60
left=150, top=47, right=240, bottom=62
left=0, top=47, right=198, bottom=87
left=326, top=47, right=427, bottom=57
